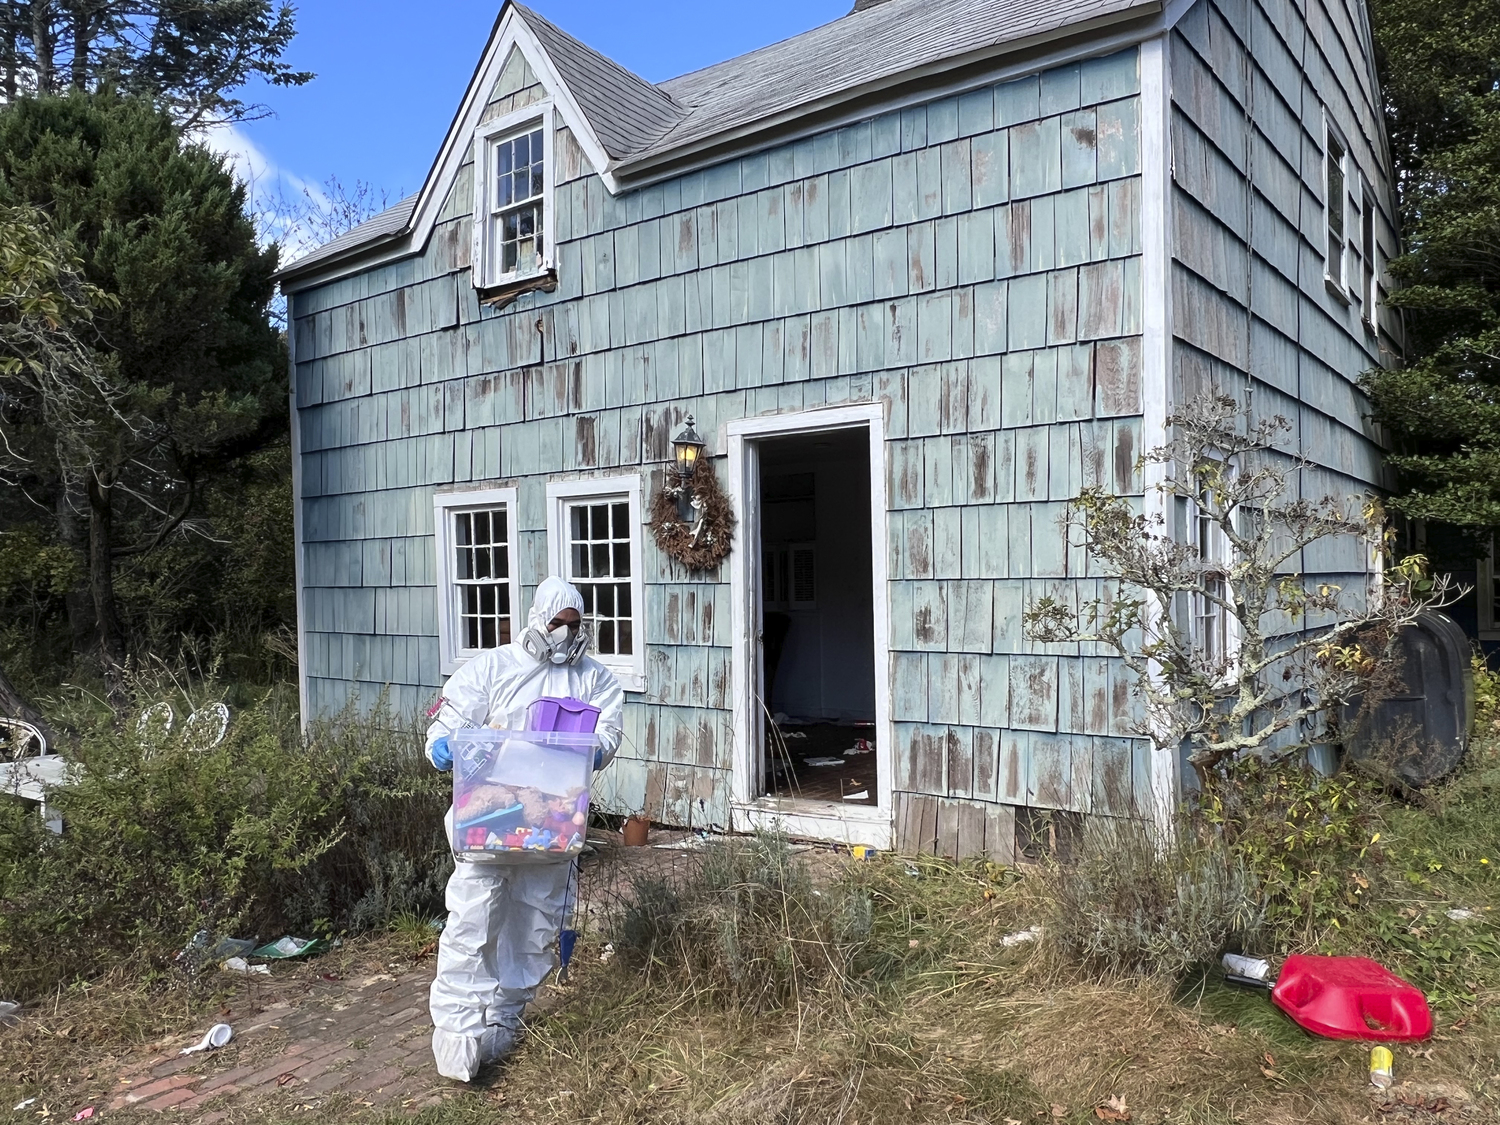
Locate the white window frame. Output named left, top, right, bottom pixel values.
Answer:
left=471, top=102, right=556, bottom=291
left=545, top=474, right=646, bottom=692
left=1186, top=461, right=1241, bottom=679
left=434, top=486, right=522, bottom=676
left=1360, top=183, right=1379, bottom=331
left=1323, top=114, right=1351, bottom=299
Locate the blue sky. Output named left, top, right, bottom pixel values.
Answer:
left=216, top=0, right=849, bottom=224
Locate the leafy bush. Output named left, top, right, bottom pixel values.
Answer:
left=1202, top=758, right=1381, bottom=947
left=610, top=832, right=872, bottom=1011
left=1042, top=816, right=1263, bottom=978
left=0, top=690, right=451, bottom=999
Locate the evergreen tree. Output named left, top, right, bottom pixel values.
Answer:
left=0, top=1, right=311, bottom=127
left=1363, top=1, right=1500, bottom=540
left=0, top=90, right=282, bottom=672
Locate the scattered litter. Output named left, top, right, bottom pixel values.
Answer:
left=841, top=789, right=870, bottom=801
left=903, top=864, right=921, bottom=878
left=1446, top=908, right=1478, bottom=922
left=1370, top=1045, right=1394, bottom=1089
left=428, top=916, right=446, bottom=932
left=0, top=1000, right=18, bottom=1028
left=178, top=931, right=255, bottom=969
left=1001, top=925, right=1043, bottom=947
left=72, top=1108, right=95, bottom=1121
left=782, top=731, right=808, bottom=739
left=221, top=957, right=270, bottom=976
left=599, top=943, right=615, bottom=963
left=252, top=936, right=329, bottom=960
left=653, top=834, right=713, bottom=850
left=1221, top=952, right=1272, bottom=980
left=803, top=756, right=844, bottom=767
left=14, top=1098, right=35, bottom=1111
left=180, top=1023, right=233, bottom=1055
left=845, top=739, right=874, bottom=755
left=849, top=845, right=878, bottom=860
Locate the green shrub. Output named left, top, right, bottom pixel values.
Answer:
left=1202, top=758, right=1381, bottom=947
left=1042, top=815, right=1263, bottom=978
left=0, top=690, right=451, bottom=999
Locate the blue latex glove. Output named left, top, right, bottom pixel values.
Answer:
left=593, top=747, right=604, bottom=771
left=429, top=735, right=453, bottom=772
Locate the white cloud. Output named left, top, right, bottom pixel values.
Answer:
left=196, top=123, right=331, bottom=264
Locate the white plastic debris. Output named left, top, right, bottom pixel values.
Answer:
left=1221, top=952, right=1273, bottom=980
left=180, top=1023, right=233, bottom=1055
left=0, top=1000, right=19, bottom=1028
left=221, top=957, right=270, bottom=976
left=803, top=756, right=844, bottom=767
left=14, top=1098, right=36, bottom=1111
left=841, top=790, right=870, bottom=801
left=599, top=943, right=615, bottom=963
left=1001, top=925, right=1043, bottom=947
left=1446, top=907, right=1478, bottom=922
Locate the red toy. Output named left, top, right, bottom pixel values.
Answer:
left=1270, top=955, right=1432, bottom=1041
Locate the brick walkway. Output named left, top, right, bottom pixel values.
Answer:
left=106, top=966, right=455, bottom=1120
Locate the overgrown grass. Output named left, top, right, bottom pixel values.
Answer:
left=0, top=685, right=450, bottom=1000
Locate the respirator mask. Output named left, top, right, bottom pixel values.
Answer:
left=520, top=619, right=591, bottom=666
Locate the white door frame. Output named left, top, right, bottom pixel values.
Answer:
left=725, top=403, right=893, bottom=849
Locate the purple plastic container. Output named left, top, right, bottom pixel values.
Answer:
left=527, top=696, right=600, bottom=734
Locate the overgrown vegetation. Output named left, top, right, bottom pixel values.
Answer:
left=0, top=687, right=449, bottom=1000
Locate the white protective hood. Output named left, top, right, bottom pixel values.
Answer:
left=426, top=577, right=626, bottom=764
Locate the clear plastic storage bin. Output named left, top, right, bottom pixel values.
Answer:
left=451, top=729, right=596, bottom=861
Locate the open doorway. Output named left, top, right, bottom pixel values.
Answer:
left=755, top=428, right=878, bottom=807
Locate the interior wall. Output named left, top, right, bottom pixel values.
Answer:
left=758, top=430, right=875, bottom=722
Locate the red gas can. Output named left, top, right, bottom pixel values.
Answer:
left=1270, top=954, right=1433, bottom=1041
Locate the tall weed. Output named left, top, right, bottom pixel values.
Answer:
left=1041, top=816, right=1263, bottom=978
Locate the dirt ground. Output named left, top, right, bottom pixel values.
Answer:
left=2, top=830, right=1498, bottom=1125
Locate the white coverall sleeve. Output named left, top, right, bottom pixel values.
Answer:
left=425, top=654, right=495, bottom=767
left=587, top=663, right=626, bottom=767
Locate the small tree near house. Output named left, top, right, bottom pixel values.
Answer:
left=1023, top=393, right=1459, bottom=790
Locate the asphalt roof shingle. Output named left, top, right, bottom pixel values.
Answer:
left=514, top=4, right=685, bottom=160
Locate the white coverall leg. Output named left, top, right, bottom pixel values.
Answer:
left=425, top=577, right=625, bottom=1082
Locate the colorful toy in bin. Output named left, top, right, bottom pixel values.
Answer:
left=451, top=712, right=599, bottom=861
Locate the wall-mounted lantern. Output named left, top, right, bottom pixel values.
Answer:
left=671, top=414, right=706, bottom=522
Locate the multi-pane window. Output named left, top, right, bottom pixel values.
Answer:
left=565, top=500, right=634, bottom=657
left=454, top=508, right=513, bottom=649
left=434, top=488, right=519, bottom=674
left=1325, top=127, right=1347, bottom=290
left=490, top=125, right=545, bottom=277
left=1361, top=190, right=1378, bottom=325
left=1194, top=485, right=1230, bottom=666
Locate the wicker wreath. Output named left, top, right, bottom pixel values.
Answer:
left=648, top=459, right=736, bottom=571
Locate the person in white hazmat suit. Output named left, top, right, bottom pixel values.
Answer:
left=424, top=576, right=624, bottom=1081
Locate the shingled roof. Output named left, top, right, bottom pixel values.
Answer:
left=514, top=4, right=685, bottom=160
left=279, top=0, right=1159, bottom=284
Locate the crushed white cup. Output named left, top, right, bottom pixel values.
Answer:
left=180, top=1023, right=233, bottom=1055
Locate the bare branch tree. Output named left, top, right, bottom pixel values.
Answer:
left=1023, top=392, right=1460, bottom=787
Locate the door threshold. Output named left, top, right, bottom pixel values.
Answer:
left=731, top=796, right=892, bottom=849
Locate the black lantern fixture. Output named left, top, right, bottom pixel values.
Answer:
left=671, top=414, right=707, bottom=521
left=672, top=414, right=705, bottom=479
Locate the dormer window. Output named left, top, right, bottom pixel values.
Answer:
left=472, top=104, right=554, bottom=290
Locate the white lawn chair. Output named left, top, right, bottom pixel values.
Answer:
left=0, top=717, right=64, bottom=833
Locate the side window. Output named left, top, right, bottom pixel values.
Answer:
left=434, top=488, right=521, bottom=674
left=1193, top=483, right=1230, bottom=667
left=472, top=107, right=553, bottom=290
left=547, top=475, right=646, bottom=691
left=1324, top=121, right=1348, bottom=293
left=1361, top=188, right=1378, bottom=329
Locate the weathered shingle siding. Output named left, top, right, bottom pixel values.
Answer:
left=293, top=47, right=1152, bottom=854
left=1168, top=0, right=1396, bottom=516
